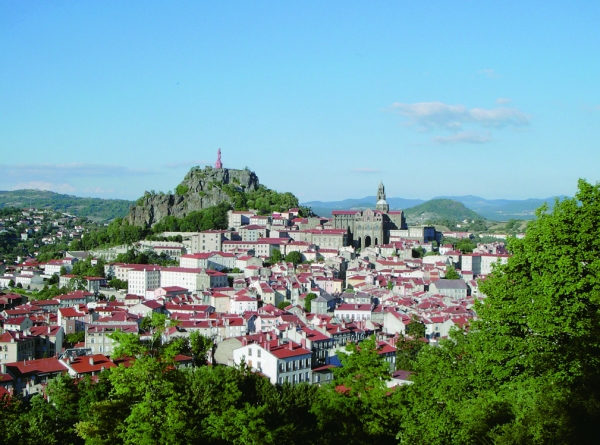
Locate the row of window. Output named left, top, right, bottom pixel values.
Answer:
left=278, top=358, right=311, bottom=372
left=278, top=372, right=310, bottom=384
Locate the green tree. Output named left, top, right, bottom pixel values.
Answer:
left=285, top=251, right=303, bottom=266
left=270, top=249, right=283, bottom=264
left=304, top=292, right=318, bottom=312
left=445, top=265, right=460, bottom=279
left=313, top=335, right=402, bottom=444
left=455, top=237, right=476, bottom=253
left=187, top=331, right=213, bottom=367
left=109, top=277, right=128, bottom=290
left=412, top=246, right=426, bottom=258
left=400, top=179, right=600, bottom=444
left=334, top=335, right=391, bottom=395
left=65, top=331, right=86, bottom=345
left=396, top=319, right=426, bottom=371
left=0, top=395, right=25, bottom=445
left=114, top=312, right=185, bottom=361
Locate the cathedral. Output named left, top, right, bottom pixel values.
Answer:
left=331, top=182, right=407, bottom=249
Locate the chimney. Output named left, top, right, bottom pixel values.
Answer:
left=301, top=338, right=306, bottom=349
left=288, top=341, right=293, bottom=350
left=89, top=357, right=94, bottom=366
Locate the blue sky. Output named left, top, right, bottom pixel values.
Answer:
left=2, top=1, right=599, bottom=202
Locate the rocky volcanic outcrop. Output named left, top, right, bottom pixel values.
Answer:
left=127, top=166, right=259, bottom=227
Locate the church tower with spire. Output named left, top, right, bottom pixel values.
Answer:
left=375, top=181, right=389, bottom=213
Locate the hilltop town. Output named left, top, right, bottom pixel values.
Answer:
left=0, top=154, right=513, bottom=396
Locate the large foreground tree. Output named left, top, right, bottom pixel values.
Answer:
left=401, top=179, right=600, bottom=444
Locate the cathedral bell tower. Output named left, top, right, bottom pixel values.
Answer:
left=375, top=181, right=389, bottom=213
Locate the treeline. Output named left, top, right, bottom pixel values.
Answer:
left=0, top=315, right=405, bottom=445
left=221, top=184, right=302, bottom=214
left=0, top=206, right=23, bottom=217
left=74, top=203, right=230, bottom=251
left=151, top=202, right=230, bottom=233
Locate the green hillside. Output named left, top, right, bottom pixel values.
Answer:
left=0, top=189, right=133, bottom=221
left=404, top=198, right=484, bottom=223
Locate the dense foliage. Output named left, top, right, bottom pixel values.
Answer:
left=3, top=315, right=401, bottom=445
left=399, top=179, right=600, bottom=444
left=442, top=236, right=477, bottom=253
left=150, top=202, right=231, bottom=233
left=222, top=184, right=301, bottom=214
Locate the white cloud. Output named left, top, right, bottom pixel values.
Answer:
left=0, top=163, right=156, bottom=179
left=164, top=159, right=209, bottom=169
left=12, top=181, right=76, bottom=194
left=496, top=98, right=512, bottom=104
left=389, top=101, right=531, bottom=131
left=433, top=131, right=492, bottom=145
left=479, top=68, right=501, bottom=78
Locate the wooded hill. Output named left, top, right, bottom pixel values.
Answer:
left=403, top=198, right=484, bottom=224
left=128, top=166, right=305, bottom=227
left=0, top=190, right=133, bottom=221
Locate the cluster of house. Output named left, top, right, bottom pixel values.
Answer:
left=0, top=208, right=86, bottom=246
left=0, top=251, right=92, bottom=290
left=0, top=198, right=514, bottom=398
left=0, top=232, right=510, bottom=399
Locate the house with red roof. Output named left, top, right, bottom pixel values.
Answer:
left=29, top=325, right=64, bottom=358
left=233, top=337, right=312, bottom=385
left=60, top=353, right=116, bottom=378
left=3, top=357, right=66, bottom=398
left=3, top=316, right=33, bottom=332
left=0, top=330, right=36, bottom=364
left=0, top=293, right=26, bottom=311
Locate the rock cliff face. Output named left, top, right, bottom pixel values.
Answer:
left=127, top=166, right=259, bottom=227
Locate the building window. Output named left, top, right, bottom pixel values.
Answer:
left=248, top=348, right=252, bottom=356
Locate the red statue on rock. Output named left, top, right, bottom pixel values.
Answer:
left=215, top=148, right=223, bottom=169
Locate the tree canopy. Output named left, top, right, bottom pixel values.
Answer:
left=400, top=179, right=600, bottom=444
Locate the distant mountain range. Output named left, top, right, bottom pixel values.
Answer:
left=0, top=190, right=134, bottom=221
left=303, top=195, right=565, bottom=221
